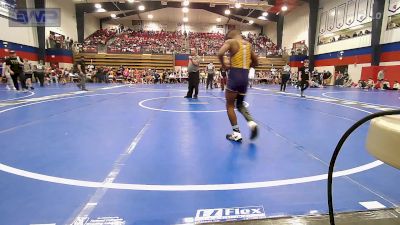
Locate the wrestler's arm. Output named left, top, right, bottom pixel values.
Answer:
left=250, top=50, right=259, bottom=68
left=218, top=40, right=231, bottom=69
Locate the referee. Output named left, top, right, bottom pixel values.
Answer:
left=298, top=59, right=310, bottom=97
left=184, top=49, right=200, bottom=99
left=74, top=56, right=88, bottom=91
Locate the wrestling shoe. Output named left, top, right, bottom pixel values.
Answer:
left=226, top=131, right=242, bottom=142
left=248, top=121, right=258, bottom=140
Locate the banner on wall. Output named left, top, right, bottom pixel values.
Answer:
left=327, top=8, right=336, bottom=31
left=336, top=4, right=346, bottom=29
left=319, top=11, right=327, bottom=34
left=357, top=0, right=369, bottom=22
left=175, top=54, right=189, bottom=67
left=389, top=0, right=400, bottom=13
left=0, top=0, right=16, bottom=18
left=346, top=0, right=356, bottom=25
left=369, top=0, right=374, bottom=17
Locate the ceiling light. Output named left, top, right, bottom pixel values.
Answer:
left=235, top=2, right=241, bottom=8
left=111, top=13, right=117, bottom=18
left=183, top=17, right=189, bottom=22
left=224, top=9, right=231, bottom=15
left=127, top=0, right=135, bottom=2
left=148, top=14, right=153, bottom=19
left=182, top=7, right=189, bottom=13
left=258, top=16, right=267, bottom=20
left=97, top=8, right=106, bottom=12
left=262, top=12, right=268, bottom=17
left=216, top=17, right=221, bottom=22
left=94, top=3, right=102, bottom=9
left=183, top=0, right=189, bottom=6
left=249, top=20, right=254, bottom=24
left=138, top=5, right=145, bottom=11
left=281, top=5, right=288, bottom=11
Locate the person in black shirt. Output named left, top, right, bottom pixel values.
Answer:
left=5, top=50, right=27, bottom=91
left=74, top=56, right=88, bottom=91
left=281, top=63, right=291, bottom=92
left=298, top=59, right=310, bottom=97
left=220, top=68, right=227, bottom=91
left=34, top=60, right=45, bottom=87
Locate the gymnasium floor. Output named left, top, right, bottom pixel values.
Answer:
left=0, top=83, right=399, bottom=225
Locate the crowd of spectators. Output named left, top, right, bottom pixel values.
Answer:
left=7, top=57, right=398, bottom=91
left=82, top=28, right=118, bottom=53
left=107, top=30, right=184, bottom=54
left=246, top=33, right=283, bottom=56
left=345, top=78, right=400, bottom=90
left=40, top=65, right=193, bottom=84
left=290, top=46, right=308, bottom=56
left=387, top=20, right=400, bottom=30
left=80, top=26, right=282, bottom=56
left=189, top=32, right=225, bottom=56
left=47, top=32, right=74, bottom=50
left=318, top=29, right=371, bottom=45
left=188, top=32, right=282, bottom=56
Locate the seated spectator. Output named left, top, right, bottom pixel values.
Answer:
left=382, top=80, right=391, bottom=90
left=50, top=69, right=59, bottom=84
left=343, top=78, right=353, bottom=87
left=367, top=78, right=375, bottom=89
left=393, top=81, right=399, bottom=90
left=310, top=79, right=323, bottom=88
left=168, top=71, right=176, bottom=83
left=357, top=80, right=367, bottom=89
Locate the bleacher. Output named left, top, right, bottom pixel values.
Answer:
left=75, top=53, right=175, bottom=70
left=75, top=53, right=287, bottom=71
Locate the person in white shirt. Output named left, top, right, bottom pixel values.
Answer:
left=50, top=70, right=58, bottom=84
left=377, top=69, right=385, bottom=81
left=248, top=67, right=255, bottom=88
left=34, top=60, right=45, bottom=87
left=271, top=67, right=277, bottom=76
left=88, top=64, right=95, bottom=73
left=1, top=58, right=16, bottom=90
left=23, top=59, right=34, bottom=90
left=367, top=78, right=375, bottom=89
left=169, top=71, right=176, bottom=83
left=393, top=81, right=399, bottom=90
left=206, top=62, right=215, bottom=89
